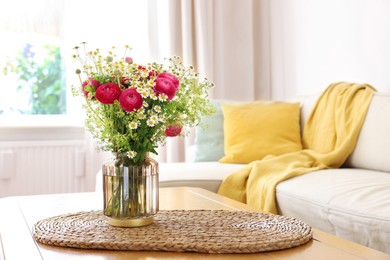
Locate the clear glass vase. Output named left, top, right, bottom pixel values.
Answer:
left=102, top=153, right=159, bottom=227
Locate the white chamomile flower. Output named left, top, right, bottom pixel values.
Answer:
left=150, top=114, right=158, bottom=122
left=150, top=92, right=158, bottom=100
left=143, top=101, right=149, bottom=107
left=180, top=114, right=188, bottom=119
left=159, top=94, right=168, bottom=102
left=129, top=121, right=138, bottom=129
left=146, top=81, right=154, bottom=88
left=137, top=88, right=148, bottom=98
left=138, top=113, right=146, bottom=119
left=153, top=105, right=161, bottom=113
left=130, top=80, right=138, bottom=88
left=140, top=70, right=148, bottom=78
left=145, top=88, right=151, bottom=95
left=147, top=118, right=157, bottom=127
left=127, top=151, right=137, bottom=159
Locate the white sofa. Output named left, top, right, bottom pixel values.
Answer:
left=159, top=92, right=390, bottom=254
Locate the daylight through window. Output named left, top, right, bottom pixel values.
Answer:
left=0, top=35, right=65, bottom=115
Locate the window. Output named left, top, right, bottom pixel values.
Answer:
left=1, top=34, right=65, bottom=116
left=0, top=0, right=151, bottom=127
left=0, top=0, right=70, bottom=127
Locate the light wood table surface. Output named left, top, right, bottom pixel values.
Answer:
left=0, top=187, right=389, bottom=260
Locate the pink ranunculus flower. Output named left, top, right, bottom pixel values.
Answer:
left=95, top=83, right=121, bottom=104
left=157, top=72, right=179, bottom=88
left=119, top=88, right=143, bottom=112
left=165, top=125, right=182, bottom=137
left=154, top=72, right=180, bottom=100
left=125, top=57, right=133, bottom=64
left=82, top=78, right=101, bottom=97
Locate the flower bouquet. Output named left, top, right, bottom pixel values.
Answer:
left=73, top=43, right=215, bottom=226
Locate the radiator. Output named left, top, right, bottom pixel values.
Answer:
left=0, top=140, right=95, bottom=197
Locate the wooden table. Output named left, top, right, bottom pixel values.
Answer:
left=0, top=187, right=389, bottom=260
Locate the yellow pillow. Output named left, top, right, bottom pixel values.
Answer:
left=219, top=101, right=302, bottom=164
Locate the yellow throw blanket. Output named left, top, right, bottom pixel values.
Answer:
left=217, top=82, right=376, bottom=214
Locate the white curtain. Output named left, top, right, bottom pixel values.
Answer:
left=148, top=0, right=272, bottom=101
left=147, top=0, right=273, bottom=162
left=0, top=0, right=64, bottom=36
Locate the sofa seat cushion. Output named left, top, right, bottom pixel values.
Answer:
left=159, top=162, right=245, bottom=193
left=276, top=168, right=390, bottom=253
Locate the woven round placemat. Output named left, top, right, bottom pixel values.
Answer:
left=32, top=210, right=312, bottom=254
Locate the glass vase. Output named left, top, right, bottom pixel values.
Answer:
left=102, top=153, right=159, bottom=227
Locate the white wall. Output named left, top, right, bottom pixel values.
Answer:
left=269, top=0, right=390, bottom=100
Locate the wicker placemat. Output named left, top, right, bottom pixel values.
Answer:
left=32, top=210, right=312, bottom=253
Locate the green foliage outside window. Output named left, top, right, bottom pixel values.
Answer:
left=2, top=44, right=66, bottom=115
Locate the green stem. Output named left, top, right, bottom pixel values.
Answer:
left=86, top=99, right=105, bottom=124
